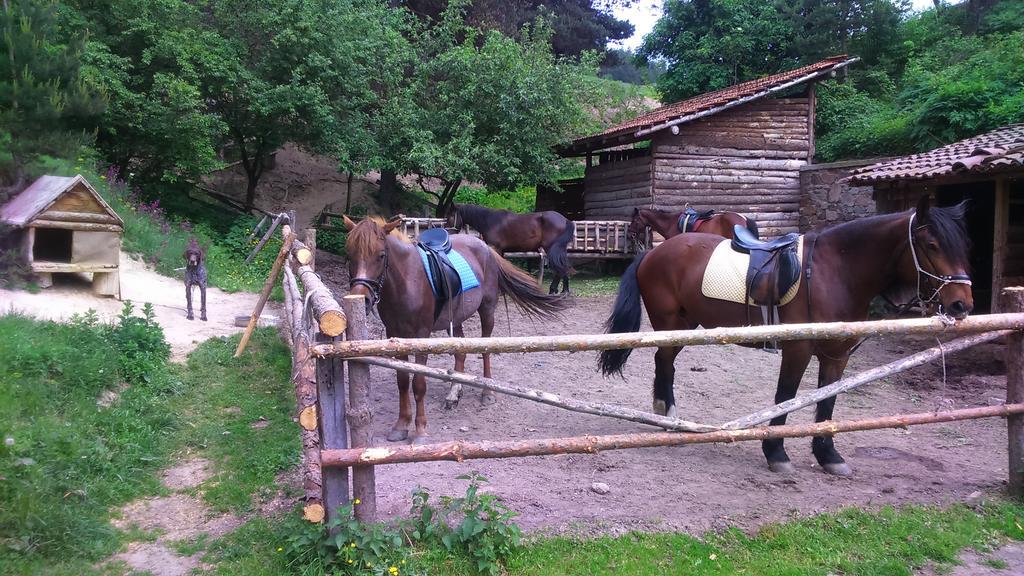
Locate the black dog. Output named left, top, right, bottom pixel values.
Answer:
left=184, top=239, right=208, bottom=321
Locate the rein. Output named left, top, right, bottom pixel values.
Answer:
left=349, top=247, right=389, bottom=307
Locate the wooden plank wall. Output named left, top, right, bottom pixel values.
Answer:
left=650, top=97, right=810, bottom=237
left=583, top=155, right=653, bottom=219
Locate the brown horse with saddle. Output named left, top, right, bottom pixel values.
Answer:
left=600, top=196, right=973, bottom=476
left=343, top=216, right=567, bottom=444
left=446, top=203, right=575, bottom=294
left=627, top=206, right=758, bottom=245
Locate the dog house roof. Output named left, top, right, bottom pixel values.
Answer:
left=1, top=174, right=124, bottom=228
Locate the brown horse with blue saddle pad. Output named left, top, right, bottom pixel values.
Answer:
left=626, top=206, right=758, bottom=245
left=600, top=197, right=973, bottom=476
left=343, top=216, right=567, bottom=444
left=445, top=203, right=575, bottom=294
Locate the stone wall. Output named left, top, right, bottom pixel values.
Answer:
left=798, top=158, right=888, bottom=231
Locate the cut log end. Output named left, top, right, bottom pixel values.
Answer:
left=299, top=405, right=318, bottom=431
left=295, top=247, right=313, bottom=265
left=303, top=503, right=325, bottom=523
left=318, top=310, right=347, bottom=337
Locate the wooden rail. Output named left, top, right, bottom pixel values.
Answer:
left=321, top=404, right=1024, bottom=467
left=314, top=313, right=1024, bottom=358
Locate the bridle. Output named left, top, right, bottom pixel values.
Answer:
left=907, top=212, right=972, bottom=311
left=349, top=246, right=389, bottom=308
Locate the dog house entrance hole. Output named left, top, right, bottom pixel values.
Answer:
left=33, top=228, right=73, bottom=263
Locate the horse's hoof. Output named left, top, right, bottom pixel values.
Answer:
left=821, top=462, right=853, bottom=477
left=186, top=315, right=194, bottom=321
left=386, top=429, right=409, bottom=442
left=409, top=435, right=431, bottom=445
left=201, top=315, right=208, bottom=322
left=652, top=399, right=667, bottom=416
left=480, top=392, right=497, bottom=406
left=443, top=398, right=460, bottom=410
left=768, top=460, right=796, bottom=474
left=665, top=404, right=678, bottom=418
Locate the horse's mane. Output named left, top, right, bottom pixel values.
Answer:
left=455, top=204, right=509, bottom=230
left=347, top=216, right=409, bottom=260
left=822, top=202, right=970, bottom=263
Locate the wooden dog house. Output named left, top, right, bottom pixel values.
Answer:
left=1, top=174, right=123, bottom=297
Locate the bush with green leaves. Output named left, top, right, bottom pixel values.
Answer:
left=107, top=301, right=171, bottom=384
left=283, top=473, right=521, bottom=576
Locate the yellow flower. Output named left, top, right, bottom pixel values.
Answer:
left=347, top=559, right=353, bottom=564
left=709, top=553, right=718, bottom=561
left=389, top=566, right=399, bottom=575
left=276, top=547, right=283, bottom=553
left=350, top=542, right=356, bottom=548
left=354, top=498, right=361, bottom=505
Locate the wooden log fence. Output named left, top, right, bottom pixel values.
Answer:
left=313, top=313, right=1024, bottom=358
left=321, top=403, right=1024, bottom=468
left=268, top=224, right=1023, bottom=525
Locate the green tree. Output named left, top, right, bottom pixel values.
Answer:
left=0, top=0, right=102, bottom=193
left=67, top=0, right=226, bottom=184
left=388, top=4, right=594, bottom=215
left=203, top=0, right=412, bottom=211
left=639, top=0, right=792, bottom=102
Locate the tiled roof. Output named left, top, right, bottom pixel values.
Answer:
left=848, top=124, right=1024, bottom=183
left=0, top=174, right=123, bottom=227
left=565, top=55, right=857, bottom=153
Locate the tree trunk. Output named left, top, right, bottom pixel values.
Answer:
left=344, top=171, right=354, bottom=213
left=378, top=169, right=398, bottom=214
left=434, top=178, right=462, bottom=217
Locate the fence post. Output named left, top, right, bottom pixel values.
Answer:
left=1003, top=287, right=1024, bottom=497
left=316, top=334, right=349, bottom=526
left=341, top=294, right=377, bottom=521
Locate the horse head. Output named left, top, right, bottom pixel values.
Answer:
left=626, top=207, right=645, bottom=241
left=907, top=196, right=973, bottom=319
left=443, top=203, right=461, bottom=230
left=343, top=215, right=403, bottom=309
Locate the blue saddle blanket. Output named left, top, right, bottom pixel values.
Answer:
left=417, top=247, right=481, bottom=297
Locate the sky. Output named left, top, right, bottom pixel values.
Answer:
left=611, top=0, right=945, bottom=51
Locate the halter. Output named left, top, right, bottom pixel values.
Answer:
left=907, top=213, right=972, bottom=311
left=349, top=246, right=389, bottom=308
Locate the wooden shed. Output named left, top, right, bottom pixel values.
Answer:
left=557, top=55, right=858, bottom=237
left=848, top=124, right=1024, bottom=313
left=0, top=174, right=123, bottom=297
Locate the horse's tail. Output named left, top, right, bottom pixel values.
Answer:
left=547, top=219, right=576, bottom=276
left=598, top=251, right=647, bottom=377
left=492, top=249, right=567, bottom=320
left=744, top=215, right=760, bottom=239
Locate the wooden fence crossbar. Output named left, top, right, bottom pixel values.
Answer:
left=723, top=330, right=1012, bottom=429
left=352, top=356, right=719, bottom=432
left=313, top=313, right=1024, bottom=358
left=320, top=403, right=1024, bottom=468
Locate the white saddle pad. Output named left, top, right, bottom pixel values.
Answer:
left=700, top=237, right=804, bottom=306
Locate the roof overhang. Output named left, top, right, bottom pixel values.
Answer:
left=560, top=57, right=860, bottom=156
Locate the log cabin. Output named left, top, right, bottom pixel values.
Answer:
left=551, top=55, right=859, bottom=238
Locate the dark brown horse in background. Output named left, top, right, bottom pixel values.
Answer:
left=627, top=207, right=758, bottom=245
left=600, top=197, right=973, bottom=476
left=343, top=216, right=567, bottom=443
left=446, top=204, right=575, bottom=294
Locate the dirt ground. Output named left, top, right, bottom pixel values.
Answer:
left=0, top=253, right=279, bottom=361
left=316, top=259, right=1011, bottom=535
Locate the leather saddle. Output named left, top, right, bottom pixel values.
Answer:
left=417, top=228, right=463, bottom=321
left=730, top=225, right=800, bottom=307
left=678, top=207, right=716, bottom=233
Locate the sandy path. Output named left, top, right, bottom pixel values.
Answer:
left=0, top=254, right=278, bottom=361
